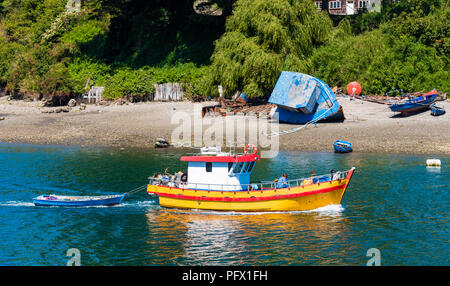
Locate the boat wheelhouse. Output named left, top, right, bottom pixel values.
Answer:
left=147, top=145, right=355, bottom=212
left=180, top=146, right=259, bottom=191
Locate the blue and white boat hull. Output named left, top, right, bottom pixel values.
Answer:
left=33, top=194, right=126, bottom=207
left=333, top=140, right=352, bottom=153
left=389, top=90, right=439, bottom=115
left=268, top=72, right=344, bottom=124
left=430, top=102, right=445, bottom=116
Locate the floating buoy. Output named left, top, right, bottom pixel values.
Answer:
left=347, top=82, right=362, bottom=96
left=426, top=159, right=441, bottom=167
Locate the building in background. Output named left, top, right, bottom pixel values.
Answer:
left=314, top=0, right=382, bottom=15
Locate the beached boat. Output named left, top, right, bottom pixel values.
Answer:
left=430, top=102, right=445, bottom=116
left=147, top=145, right=355, bottom=212
left=33, top=194, right=126, bottom=207
left=268, top=72, right=344, bottom=124
left=333, top=140, right=352, bottom=153
left=389, top=89, right=439, bottom=116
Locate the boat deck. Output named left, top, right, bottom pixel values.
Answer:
left=149, top=169, right=353, bottom=192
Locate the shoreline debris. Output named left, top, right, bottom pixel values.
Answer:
left=155, top=138, right=170, bottom=148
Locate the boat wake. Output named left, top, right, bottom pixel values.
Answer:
left=119, top=200, right=158, bottom=208
left=296, top=204, right=345, bottom=216
left=0, top=201, right=35, bottom=207
left=0, top=200, right=158, bottom=208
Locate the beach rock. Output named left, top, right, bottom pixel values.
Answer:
left=193, top=0, right=223, bottom=16
left=54, top=107, right=70, bottom=113
left=39, top=99, right=53, bottom=107
left=155, top=138, right=170, bottom=148
left=68, top=99, right=77, bottom=107
left=112, top=98, right=126, bottom=106
left=0, top=117, right=5, bottom=121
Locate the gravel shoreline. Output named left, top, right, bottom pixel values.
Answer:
left=0, top=96, right=449, bottom=155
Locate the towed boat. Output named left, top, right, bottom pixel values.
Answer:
left=389, top=89, right=439, bottom=116
left=147, top=145, right=355, bottom=212
left=430, top=102, right=445, bottom=116
left=33, top=194, right=126, bottom=207
left=333, top=140, right=352, bottom=153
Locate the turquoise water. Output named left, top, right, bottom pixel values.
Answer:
left=0, top=143, right=448, bottom=266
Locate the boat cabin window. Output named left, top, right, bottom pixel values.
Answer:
left=206, top=162, right=212, bottom=172
left=228, top=162, right=233, bottom=172
left=229, top=161, right=255, bottom=175
left=245, top=161, right=255, bottom=173
left=233, top=162, right=245, bottom=173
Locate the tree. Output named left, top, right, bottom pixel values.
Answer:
left=322, top=0, right=329, bottom=13
left=208, top=0, right=332, bottom=98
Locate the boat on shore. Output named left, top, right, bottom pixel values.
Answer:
left=33, top=194, right=126, bottom=207
left=388, top=89, right=439, bottom=116
left=430, top=102, right=445, bottom=116
left=147, top=145, right=355, bottom=212
left=268, top=72, right=344, bottom=124
left=333, top=140, right=352, bottom=153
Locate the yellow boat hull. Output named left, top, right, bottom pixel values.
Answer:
left=148, top=169, right=355, bottom=212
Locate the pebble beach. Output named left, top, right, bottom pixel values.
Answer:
left=0, top=96, right=449, bottom=154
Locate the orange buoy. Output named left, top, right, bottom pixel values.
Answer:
left=347, top=82, right=362, bottom=96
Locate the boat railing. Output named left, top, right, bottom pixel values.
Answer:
left=150, top=168, right=354, bottom=192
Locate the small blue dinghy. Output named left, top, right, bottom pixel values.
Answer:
left=33, top=194, right=126, bottom=207
left=333, top=140, right=352, bottom=153
left=430, top=102, right=445, bottom=116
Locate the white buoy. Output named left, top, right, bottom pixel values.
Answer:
left=426, top=159, right=441, bottom=167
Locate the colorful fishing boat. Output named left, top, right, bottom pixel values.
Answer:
left=147, top=145, right=355, bottom=212
left=389, top=89, right=439, bottom=116
left=430, top=102, right=445, bottom=116
left=33, top=194, right=126, bottom=207
left=333, top=140, right=352, bottom=153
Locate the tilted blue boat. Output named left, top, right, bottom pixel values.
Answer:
left=333, top=140, right=352, bottom=153
left=389, top=89, right=439, bottom=116
left=268, top=72, right=344, bottom=124
left=33, top=194, right=126, bottom=207
left=430, top=102, right=445, bottom=116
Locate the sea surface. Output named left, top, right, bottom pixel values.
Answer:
left=0, top=143, right=448, bottom=266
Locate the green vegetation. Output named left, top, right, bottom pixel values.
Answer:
left=0, top=0, right=224, bottom=100
left=311, top=0, right=449, bottom=94
left=0, top=0, right=448, bottom=100
left=206, top=0, right=332, bottom=98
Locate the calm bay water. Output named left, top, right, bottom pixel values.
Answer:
left=0, top=143, right=448, bottom=266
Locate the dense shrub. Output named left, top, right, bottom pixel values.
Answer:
left=207, top=0, right=332, bottom=98
left=102, top=63, right=209, bottom=100
left=309, top=15, right=449, bottom=94
left=0, top=0, right=448, bottom=99
left=67, top=57, right=111, bottom=93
